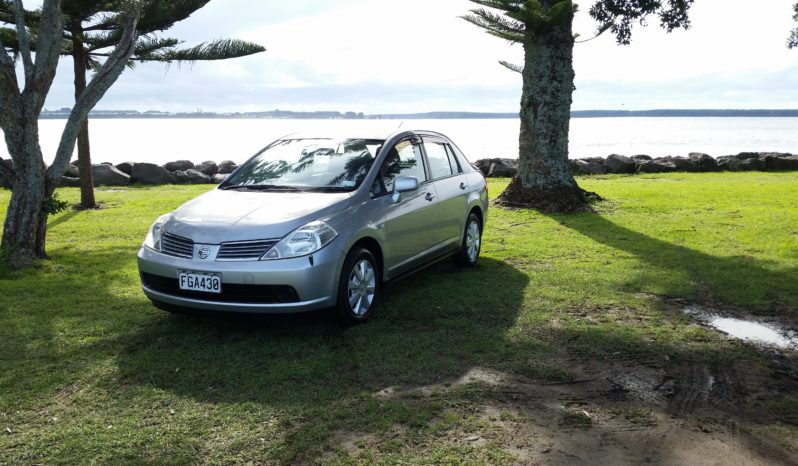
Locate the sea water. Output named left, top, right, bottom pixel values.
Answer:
left=2, top=117, right=797, bottom=165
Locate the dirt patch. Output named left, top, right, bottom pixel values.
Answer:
left=337, top=356, right=798, bottom=465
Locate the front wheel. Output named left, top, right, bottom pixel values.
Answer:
left=336, top=247, right=380, bottom=325
left=456, top=212, right=482, bottom=267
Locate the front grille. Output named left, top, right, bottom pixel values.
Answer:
left=161, top=232, right=194, bottom=259
left=217, top=239, right=278, bottom=261
left=141, top=272, right=300, bottom=304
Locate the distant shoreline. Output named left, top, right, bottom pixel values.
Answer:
left=37, top=109, right=798, bottom=120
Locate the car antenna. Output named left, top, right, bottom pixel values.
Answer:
left=397, top=121, right=404, bottom=129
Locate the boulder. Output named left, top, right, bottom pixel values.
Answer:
left=59, top=176, right=81, bottom=187
left=211, top=173, right=228, bottom=184
left=218, top=160, right=238, bottom=174
left=164, top=160, right=194, bottom=171
left=581, top=161, right=608, bottom=175
left=735, top=152, right=761, bottom=160
left=581, top=157, right=605, bottom=164
left=631, top=154, right=653, bottom=162
left=0, top=158, right=14, bottom=189
left=637, top=160, right=677, bottom=173
left=92, top=164, right=130, bottom=186
left=762, top=155, right=798, bottom=171
left=716, top=156, right=740, bottom=171
left=473, top=159, right=491, bottom=176
left=64, top=164, right=80, bottom=178
left=131, top=163, right=174, bottom=184
left=570, top=159, right=586, bottom=175
left=671, top=156, right=699, bottom=172
left=195, top=160, right=219, bottom=176
left=688, top=152, right=718, bottom=171
left=115, top=161, right=134, bottom=176
left=487, top=161, right=517, bottom=177
left=173, top=169, right=212, bottom=184
left=603, top=154, right=636, bottom=174
left=738, top=158, right=762, bottom=171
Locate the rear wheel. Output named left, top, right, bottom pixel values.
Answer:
left=456, top=212, right=482, bottom=267
left=337, top=247, right=380, bottom=325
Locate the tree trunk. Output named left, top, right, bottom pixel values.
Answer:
left=497, top=7, right=599, bottom=212
left=72, top=34, right=96, bottom=208
left=1, top=125, right=49, bottom=267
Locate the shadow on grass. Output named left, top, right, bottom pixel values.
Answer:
left=111, top=257, right=530, bottom=461
left=550, top=213, right=798, bottom=312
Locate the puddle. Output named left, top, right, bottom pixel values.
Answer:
left=684, top=306, right=798, bottom=349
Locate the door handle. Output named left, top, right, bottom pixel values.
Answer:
left=424, top=192, right=434, bottom=202
left=459, top=182, right=467, bottom=190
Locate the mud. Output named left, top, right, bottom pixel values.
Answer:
left=337, top=356, right=798, bottom=465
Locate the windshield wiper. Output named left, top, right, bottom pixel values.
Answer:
left=221, top=184, right=301, bottom=191
left=303, top=186, right=355, bottom=192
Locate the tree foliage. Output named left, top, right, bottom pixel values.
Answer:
left=789, top=1, right=798, bottom=49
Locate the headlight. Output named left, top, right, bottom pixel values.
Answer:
left=144, top=214, right=171, bottom=251
left=261, top=221, right=338, bottom=260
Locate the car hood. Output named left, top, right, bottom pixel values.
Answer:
left=162, top=189, right=352, bottom=244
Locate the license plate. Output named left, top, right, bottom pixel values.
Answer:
left=178, top=271, right=222, bottom=294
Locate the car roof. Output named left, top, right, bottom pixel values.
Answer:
left=276, top=129, right=451, bottom=143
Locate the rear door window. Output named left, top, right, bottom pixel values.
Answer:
left=425, top=141, right=455, bottom=180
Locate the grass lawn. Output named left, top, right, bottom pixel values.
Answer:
left=1, top=172, right=797, bottom=464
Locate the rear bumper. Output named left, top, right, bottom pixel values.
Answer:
left=137, top=243, right=345, bottom=313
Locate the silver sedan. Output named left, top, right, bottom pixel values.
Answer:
left=137, top=130, right=488, bottom=324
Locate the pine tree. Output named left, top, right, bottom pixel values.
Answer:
left=1, top=0, right=266, bottom=208
left=463, top=0, right=695, bottom=211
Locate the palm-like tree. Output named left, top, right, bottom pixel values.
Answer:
left=463, top=0, right=693, bottom=212
left=1, top=0, right=266, bottom=207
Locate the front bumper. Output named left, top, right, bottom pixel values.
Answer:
left=137, top=243, right=345, bottom=313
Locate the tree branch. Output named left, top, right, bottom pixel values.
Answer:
left=12, top=0, right=32, bottom=82
left=48, top=9, right=140, bottom=183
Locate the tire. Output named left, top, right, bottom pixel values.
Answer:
left=456, top=212, right=482, bottom=267
left=336, top=247, right=381, bottom=325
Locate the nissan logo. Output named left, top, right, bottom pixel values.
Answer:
left=197, top=246, right=211, bottom=260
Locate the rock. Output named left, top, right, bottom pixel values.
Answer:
left=92, top=164, right=130, bottom=186
left=173, top=169, right=212, bottom=184
left=671, top=156, right=699, bottom=172
left=0, top=158, right=15, bottom=189
left=762, top=155, right=798, bottom=171
left=581, top=162, right=608, bottom=175
left=211, top=173, right=228, bottom=184
left=195, top=160, right=219, bottom=176
left=473, top=159, right=491, bottom=176
left=735, top=152, right=761, bottom=160
left=164, top=160, right=194, bottom=171
left=738, top=158, right=762, bottom=171
left=64, top=164, right=80, bottom=178
left=716, top=156, right=740, bottom=171
left=131, top=163, right=174, bottom=185
left=631, top=154, right=653, bottom=162
left=218, top=160, right=238, bottom=174
left=115, top=162, right=134, bottom=176
left=637, top=160, right=677, bottom=173
left=603, top=154, right=636, bottom=174
left=59, top=176, right=81, bottom=187
left=488, top=161, right=517, bottom=177
left=688, top=153, right=718, bottom=171
left=581, top=157, right=605, bottom=164
left=570, top=159, right=586, bottom=175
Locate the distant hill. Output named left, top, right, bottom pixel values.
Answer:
left=38, top=108, right=798, bottom=119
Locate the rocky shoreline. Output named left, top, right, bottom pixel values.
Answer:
left=474, top=152, right=798, bottom=178
left=1, top=151, right=797, bottom=189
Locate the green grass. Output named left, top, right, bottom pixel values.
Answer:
left=1, top=172, right=797, bottom=464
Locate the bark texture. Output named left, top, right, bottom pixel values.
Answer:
left=496, top=3, right=597, bottom=212
left=1, top=1, right=140, bottom=268
left=72, top=32, right=96, bottom=208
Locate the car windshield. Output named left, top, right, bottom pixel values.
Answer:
left=222, top=138, right=384, bottom=192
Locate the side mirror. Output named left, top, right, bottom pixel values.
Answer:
left=391, top=176, right=419, bottom=204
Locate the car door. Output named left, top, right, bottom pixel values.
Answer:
left=374, top=137, right=444, bottom=276
left=422, top=136, right=470, bottom=247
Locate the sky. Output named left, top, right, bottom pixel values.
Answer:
left=36, top=0, right=798, bottom=113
